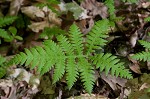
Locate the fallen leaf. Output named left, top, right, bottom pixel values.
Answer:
left=130, top=30, right=138, bottom=48
left=81, top=0, right=108, bottom=19
left=28, top=21, right=53, bottom=33
left=21, top=6, right=45, bottom=19
left=129, top=64, right=142, bottom=74
left=8, top=0, right=24, bottom=16
left=101, top=72, right=127, bottom=91
left=139, top=83, right=150, bottom=91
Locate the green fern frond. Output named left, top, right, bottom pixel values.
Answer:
left=131, top=40, right=150, bottom=62
left=105, top=0, right=116, bottom=19
left=0, top=29, right=11, bottom=39
left=57, top=35, right=78, bottom=89
left=92, top=53, right=132, bottom=79
left=78, top=58, right=95, bottom=93
left=144, top=17, right=150, bottom=22
left=0, top=55, right=6, bottom=66
left=66, top=57, right=78, bottom=89
left=7, top=20, right=132, bottom=93
left=138, top=40, right=150, bottom=49
left=69, top=24, right=84, bottom=54
left=131, top=51, right=150, bottom=61
left=0, top=16, right=17, bottom=27
left=86, top=19, right=109, bottom=54
left=0, top=55, right=7, bottom=78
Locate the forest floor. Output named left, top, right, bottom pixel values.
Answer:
left=0, top=0, right=150, bottom=99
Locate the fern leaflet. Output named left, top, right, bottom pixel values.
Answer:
left=0, top=55, right=7, bottom=78
left=92, top=53, right=132, bottom=79
left=0, top=29, right=11, bottom=39
left=86, top=19, right=109, bottom=55
left=131, top=40, right=150, bottom=61
left=0, top=16, right=17, bottom=27
left=139, top=40, right=150, bottom=49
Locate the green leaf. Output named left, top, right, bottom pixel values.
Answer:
left=0, top=16, right=17, bottom=27
left=0, top=67, right=6, bottom=78
left=15, top=36, right=23, bottom=40
left=0, top=29, right=11, bottom=39
left=8, top=26, right=17, bottom=36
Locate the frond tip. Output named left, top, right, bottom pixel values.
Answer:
left=0, top=16, right=17, bottom=27
left=131, top=40, right=150, bottom=62
left=92, top=53, right=132, bottom=79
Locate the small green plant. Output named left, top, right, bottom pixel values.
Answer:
left=0, top=16, right=22, bottom=43
left=7, top=19, right=132, bottom=93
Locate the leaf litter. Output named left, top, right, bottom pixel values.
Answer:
left=1, top=0, right=150, bottom=98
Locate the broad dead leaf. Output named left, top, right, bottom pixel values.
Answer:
left=8, top=0, right=24, bottom=16
left=139, top=83, right=150, bottom=91
left=22, top=6, right=61, bottom=33
left=21, top=6, right=45, bottom=19
left=28, top=21, right=53, bottom=33
left=101, top=72, right=127, bottom=91
left=81, top=0, right=108, bottom=19
left=130, top=31, right=138, bottom=48
left=128, top=54, right=142, bottom=74
left=129, top=64, right=142, bottom=74
left=68, top=93, right=109, bottom=99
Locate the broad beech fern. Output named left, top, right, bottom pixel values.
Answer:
left=7, top=19, right=132, bottom=93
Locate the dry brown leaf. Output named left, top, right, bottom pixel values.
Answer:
left=21, top=6, right=45, bottom=19
left=130, top=31, right=138, bottom=48
left=142, top=2, right=150, bottom=8
left=101, top=72, right=127, bottom=91
left=8, top=0, right=24, bottom=16
left=81, top=0, right=108, bottom=18
left=68, top=93, right=109, bottom=99
left=147, top=61, right=150, bottom=70
left=76, top=18, right=94, bottom=34
left=45, top=6, right=61, bottom=26
left=22, top=6, right=61, bottom=32
left=139, top=83, right=150, bottom=91
left=0, top=68, right=40, bottom=98
left=128, top=54, right=142, bottom=74
left=28, top=21, right=53, bottom=33
left=129, top=64, right=142, bottom=74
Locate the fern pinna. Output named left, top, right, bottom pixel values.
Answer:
left=8, top=19, right=132, bottom=93
left=0, top=16, right=17, bottom=42
left=131, top=40, right=150, bottom=61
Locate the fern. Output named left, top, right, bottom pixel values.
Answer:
left=144, top=17, right=150, bottom=22
left=0, top=16, right=17, bottom=27
left=7, top=19, right=132, bottom=93
left=86, top=19, right=109, bottom=54
left=105, top=0, right=116, bottom=19
left=131, top=40, right=150, bottom=61
left=0, top=55, right=7, bottom=78
left=0, top=29, right=11, bottom=39
left=0, top=16, right=20, bottom=42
